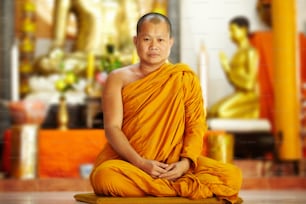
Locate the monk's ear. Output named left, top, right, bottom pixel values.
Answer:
left=133, top=36, right=137, bottom=45
left=169, top=37, right=174, bottom=47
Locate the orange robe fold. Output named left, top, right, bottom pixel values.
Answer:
left=90, top=63, right=242, bottom=203
left=249, top=31, right=306, bottom=132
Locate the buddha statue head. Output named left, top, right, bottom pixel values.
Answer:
left=228, top=16, right=250, bottom=44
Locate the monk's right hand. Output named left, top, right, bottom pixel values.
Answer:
left=138, top=159, right=169, bottom=178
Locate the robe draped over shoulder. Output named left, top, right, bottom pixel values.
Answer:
left=90, top=63, right=242, bottom=203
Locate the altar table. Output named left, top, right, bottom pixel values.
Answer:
left=2, top=129, right=107, bottom=178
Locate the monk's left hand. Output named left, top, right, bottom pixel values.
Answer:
left=158, top=158, right=190, bottom=181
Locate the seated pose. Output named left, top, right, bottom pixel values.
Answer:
left=208, top=16, right=259, bottom=119
left=90, top=12, right=242, bottom=203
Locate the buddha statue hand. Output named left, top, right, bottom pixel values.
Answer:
left=219, top=51, right=230, bottom=72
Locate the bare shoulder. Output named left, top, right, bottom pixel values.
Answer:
left=106, top=64, right=140, bottom=87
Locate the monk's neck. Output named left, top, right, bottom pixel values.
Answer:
left=138, top=62, right=166, bottom=76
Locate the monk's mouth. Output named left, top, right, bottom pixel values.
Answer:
left=148, top=54, right=160, bottom=57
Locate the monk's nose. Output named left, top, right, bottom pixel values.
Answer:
left=149, top=40, right=158, bottom=50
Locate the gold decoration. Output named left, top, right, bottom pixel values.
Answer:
left=54, top=67, right=78, bottom=130
left=57, top=95, right=69, bottom=130
left=19, top=0, right=36, bottom=98
left=208, top=16, right=259, bottom=119
left=206, top=132, right=234, bottom=163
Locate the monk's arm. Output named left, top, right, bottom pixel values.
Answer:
left=102, top=70, right=168, bottom=177
left=103, top=71, right=143, bottom=165
left=160, top=70, right=206, bottom=180
left=181, top=72, right=207, bottom=167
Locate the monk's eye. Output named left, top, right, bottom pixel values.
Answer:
left=143, top=38, right=150, bottom=42
left=158, top=38, right=165, bottom=42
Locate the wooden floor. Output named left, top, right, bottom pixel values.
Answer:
left=0, top=176, right=306, bottom=192
left=0, top=159, right=305, bottom=192
left=0, top=159, right=305, bottom=204
left=0, top=190, right=305, bottom=204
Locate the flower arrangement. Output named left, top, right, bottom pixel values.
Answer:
left=55, top=71, right=78, bottom=93
left=54, top=62, right=79, bottom=95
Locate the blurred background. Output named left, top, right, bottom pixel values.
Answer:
left=0, top=0, right=305, bottom=191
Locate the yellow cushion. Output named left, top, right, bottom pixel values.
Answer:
left=73, top=193, right=243, bottom=204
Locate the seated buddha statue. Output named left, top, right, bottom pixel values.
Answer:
left=29, top=0, right=167, bottom=103
left=33, top=0, right=154, bottom=76
left=208, top=16, right=260, bottom=119
left=27, top=0, right=142, bottom=104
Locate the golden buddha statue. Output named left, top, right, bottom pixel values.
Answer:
left=208, top=16, right=260, bottom=119
left=27, top=0, right=168, bottom=103
left=34, top=0, right=157, bottom=75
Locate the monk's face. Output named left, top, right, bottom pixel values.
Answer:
left=134, top=20, right=174, bottom=66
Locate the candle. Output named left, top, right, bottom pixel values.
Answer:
left=11, top=39, right=19, bottom=101
left=87, top=51, right=95, bottom=80
left=198, top=42, right=209, bottom=108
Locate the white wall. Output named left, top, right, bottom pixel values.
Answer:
left=180, top=0, right=306, bottom=108
left=298, top=0, right=306, bottom=33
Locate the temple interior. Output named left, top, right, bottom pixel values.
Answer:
left=0, top=0, right=305, bottom=203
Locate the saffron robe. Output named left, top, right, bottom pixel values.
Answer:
left=90, top=63, right=242, bottom=203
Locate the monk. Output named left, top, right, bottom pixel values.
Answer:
left=90, top=12, right=243, bottom=203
